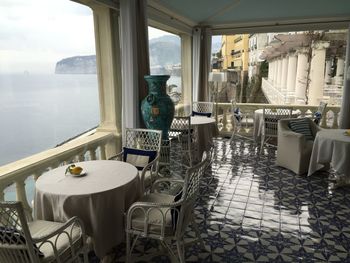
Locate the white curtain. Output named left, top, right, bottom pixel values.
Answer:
left=192, top=28, right=201, bottom=102
left=193, top=27, right=212, bottom=102
left=120, top=0, right=149, bottom=131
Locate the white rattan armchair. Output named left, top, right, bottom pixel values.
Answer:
left=229, top=99, right=253, bottom=141
left=192, top=102, right=214, bottom=117
left=0, top=201, right=88, bottom=263
left=277, top=118, right=321, bottom=174
left=110, top=128, right=162, bottom=193
left=125, top=152, right=209, bottom=263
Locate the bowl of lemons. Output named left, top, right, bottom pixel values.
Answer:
left=65, top=164, right=86, bottom=177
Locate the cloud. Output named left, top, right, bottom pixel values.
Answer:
left=0, top=0, right=95, bottom=73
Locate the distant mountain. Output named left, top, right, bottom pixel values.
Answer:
left=55, top=55, right=96, bottom=74
left=149, top=35, right=180, bottom=67
left=55, top=35, right=181, bottom=74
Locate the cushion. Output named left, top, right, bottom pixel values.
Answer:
left=288, top=119, right=314, bottom=141
left=130, top=193, right=175, bottom=236
left=0, top=226, right=44, bottom=258
left=233, top=108, right=242, bottom=122
left=123, top=147, right=157, bottom=170
left=313, top=111, right=322, bottom=125
left=28, top=220, right=83, bottom=262
left=192, top=111, right=211, bottom=117
left=171, top=191, right=182, bottom=230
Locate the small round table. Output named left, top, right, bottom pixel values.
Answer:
left=308, top=129, right=350, bottom=178
left=190, top=116, right=218, bottom=160
left=35, top=160, right=139, bottom=258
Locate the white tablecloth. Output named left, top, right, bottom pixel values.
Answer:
left=35, top=160, right=139, bottom=258
left=191, top=116, right=218, bottom=160
left=253, top=109, right=300, bottom=139
left=308, top=129, right=350, bottom=177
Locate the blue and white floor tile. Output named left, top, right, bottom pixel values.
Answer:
left=90, top=136, right=350, bottom=262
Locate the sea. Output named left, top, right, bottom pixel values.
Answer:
left=0, top=73, right=100, bottom=203
left=0, top=73, right=181, bottom=203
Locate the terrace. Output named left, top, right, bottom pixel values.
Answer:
left=1, top=0, right=350, bottom=262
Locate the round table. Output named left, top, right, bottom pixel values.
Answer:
left=35, top=160, right=139, bottom=258
left=190, top=116, right=218, bottom=160
left=308, top=129, right=350, bottom=178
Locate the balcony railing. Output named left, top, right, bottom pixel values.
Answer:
left=214, top=102, right=341, bottom=137
left=0, top=130, right=115, bottom=219
left=0, top=102, right=341, bottom=217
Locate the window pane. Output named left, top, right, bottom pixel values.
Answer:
left=0, top=0, right=99, bottom=166
left=148, top=27, right=182, bottom=105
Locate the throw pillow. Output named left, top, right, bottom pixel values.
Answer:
left=171, top=191, right=182, bottom=230
left=0, top=226, right=44, bottom=258
left=288, top=119, right=314, bottom=141
left=123, top=147, right=157, bottom=170
left=192, top=111, right=211, bottom=117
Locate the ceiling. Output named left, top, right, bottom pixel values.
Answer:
left=148, top=0, right=350, bottom=34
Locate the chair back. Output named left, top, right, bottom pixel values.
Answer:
left=192, top=102, right=213, bottom=115
left=262, top=108, right=292, bottom=138
left=0, top=201, right=38, bottom=263
left=174, top=152, right=208, bottom=237
left=317, top=101, right=327, bottom=116
left=125, top=128, right=162, bottom=152
left=169, top=116, right=193, bottom=166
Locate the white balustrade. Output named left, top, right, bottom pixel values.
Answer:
left=217, top=102, right=341, bottom=137
left=0, top=131, right=115, bottom=219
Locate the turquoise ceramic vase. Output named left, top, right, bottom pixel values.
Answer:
left=141, top=75, right=174, bottom=140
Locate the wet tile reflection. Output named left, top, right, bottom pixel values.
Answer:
left=109, top=136, right=350, bottom=262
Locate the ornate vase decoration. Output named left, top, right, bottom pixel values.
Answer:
left=141, top=75, right=174, bottom=140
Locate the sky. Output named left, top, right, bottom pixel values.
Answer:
left=0, top=0, right=175, bottom=75
left=0, top=0, right=97, bottom=74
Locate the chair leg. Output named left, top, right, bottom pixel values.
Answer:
left=176, top=240, right=185, bottom=263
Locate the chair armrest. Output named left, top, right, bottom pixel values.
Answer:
left=32, top=216, right=85, bottom=243
left=109, top=151, right=124, bottom=161
left=279, top=130, right=304, bottom=139
left=151, top=178, right=184, bottom=195
left=139, top=155, right=160, bottom=192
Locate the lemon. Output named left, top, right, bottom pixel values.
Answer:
left=70, top=166, right=83, bottom=175
left=65, top=164, right=83, bottom=175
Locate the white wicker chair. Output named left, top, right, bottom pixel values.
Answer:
left=125, top=152, right=209, bottom=263
left=260, top=107, right=293, bottom=153
left=169, top=116, right=195, bottom=167
left=111, top=128, right=162, bottom=193
left=0, top=201, right=88, bottom=263
left=229, top=99, right=253, bottom=141
left=192, top=102, right=214, bottom=117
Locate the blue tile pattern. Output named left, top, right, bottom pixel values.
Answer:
left=91, top=136, right=350, bottom=262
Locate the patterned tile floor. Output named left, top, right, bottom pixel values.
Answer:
left=93, top=136, right=350, bottom=262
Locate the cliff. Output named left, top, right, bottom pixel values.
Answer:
left=55, top=55, right=96, bottom=74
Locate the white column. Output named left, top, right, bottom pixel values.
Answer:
left=276, top=58, right=282, bottom=89
left=268, top=60, right=272, bottom=81
left=324, top=60, right=332, bottom=84
left=335, top=57, right=345, bottom=85
left=93, top=5, right=122, bottom=156
left=340, top=23, right=350, bottom=129
left=274, top=60, right=278, bottom=86
left=286, top=54, right=297, bottom=105
left=281, top=56, right=289, bottom=91
left=309, top=41, right=329, bottom=105
left=295, top=48, right=309, bottom=104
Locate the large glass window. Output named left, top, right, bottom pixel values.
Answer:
left=0, top=0, right=99, bottom=166
left=148, top=27, right=182, bottom=105
left=210, top=30, right=348, bottom=106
